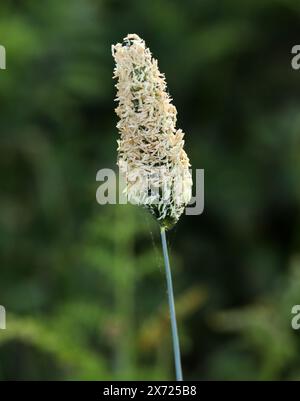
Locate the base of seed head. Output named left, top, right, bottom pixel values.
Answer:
left=148, top=206, right=179, bottom=231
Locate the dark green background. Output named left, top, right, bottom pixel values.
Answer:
left=1, top=0, right=300, bottom=380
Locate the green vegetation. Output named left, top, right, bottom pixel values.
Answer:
left=0, top=0, right=300, bottom=380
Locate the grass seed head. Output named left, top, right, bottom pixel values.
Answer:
left=112, top=34, right=192, bottom=229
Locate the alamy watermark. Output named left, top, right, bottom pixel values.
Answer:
left=291, top=45, right=300, bottom=70
left=96, top=168, right=204, bottom=216
left=0, top=45, right=6, bottom=70
left=291, top=305, right=300, bottom=330
left=0, top=305, right=6, bottom=329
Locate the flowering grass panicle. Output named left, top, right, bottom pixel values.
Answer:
left=112, top=34, right=192, bottom=229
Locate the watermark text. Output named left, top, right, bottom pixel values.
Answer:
left=0, top=305, right=6, bottom=329
left=0, top=45, right=6, bottom=70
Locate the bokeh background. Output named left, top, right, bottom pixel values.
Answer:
left=1, top=0, right=300, bottom=380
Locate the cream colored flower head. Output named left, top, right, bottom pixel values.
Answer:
left=112, top=34, right=192, bottom=229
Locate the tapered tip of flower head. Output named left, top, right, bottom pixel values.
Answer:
left=112, top=34, right=145, bottom=57
left=122, top=34, right=144, bottom=48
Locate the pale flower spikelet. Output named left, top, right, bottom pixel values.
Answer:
left=112, top=34, right=192, bottom=229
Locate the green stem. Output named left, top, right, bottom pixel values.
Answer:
left=160, top=226, right=183, bottom=381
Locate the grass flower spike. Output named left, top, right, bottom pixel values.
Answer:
left=112, top=34, right=192, bottom=381
left=112, top=34, right=192, bottom=230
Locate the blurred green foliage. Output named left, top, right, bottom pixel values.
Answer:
left=1, top=0, right=300, bottom=380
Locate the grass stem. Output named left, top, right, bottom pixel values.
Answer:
left=160, top=226, right=183, bottom=381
